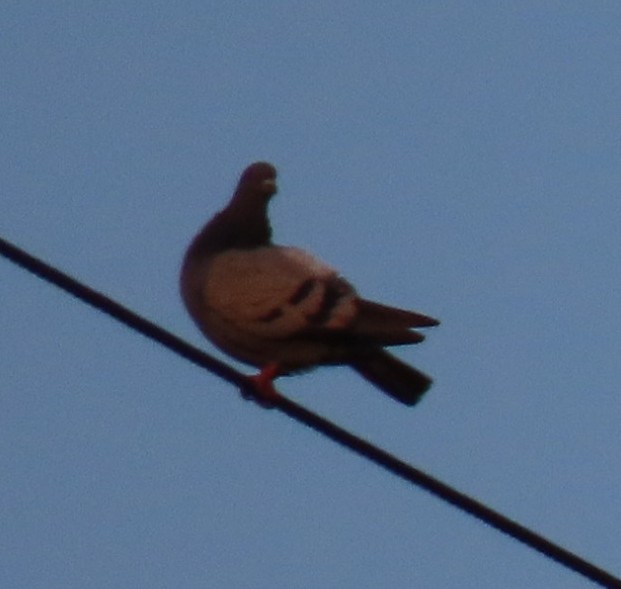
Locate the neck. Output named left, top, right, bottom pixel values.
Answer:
left=189, top=197, right=273, bottom=257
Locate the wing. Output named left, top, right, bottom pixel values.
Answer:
left=205, top=246, right=438, bottom=348
left=345, top=299, right=439, bottom=345
left=356, top=299, right=440, bottom=328
left=204, top=246, right=358, bottom=339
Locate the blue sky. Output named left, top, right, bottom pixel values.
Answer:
left=2, top=3, right=621, bottom=588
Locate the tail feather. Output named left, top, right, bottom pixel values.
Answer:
left=349, top=350, right=432, bottom=406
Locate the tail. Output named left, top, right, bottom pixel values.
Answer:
left=349, top=350, right=432, bottom=406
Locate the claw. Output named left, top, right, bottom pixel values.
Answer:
left=244, top=362, right=282, bottom=408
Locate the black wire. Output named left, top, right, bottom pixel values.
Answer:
left=1, top=234, right=619, bottom=589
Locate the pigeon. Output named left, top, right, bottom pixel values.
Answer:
left=180, top=162, right=439, bottom=406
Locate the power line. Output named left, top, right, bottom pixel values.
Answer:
left=1, top=234, right=619, bottom=589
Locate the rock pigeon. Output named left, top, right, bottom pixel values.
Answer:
left=180, top=162, right=439, bottom=406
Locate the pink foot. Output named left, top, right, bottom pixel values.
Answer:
left=245, top=362, right=282, bottom=408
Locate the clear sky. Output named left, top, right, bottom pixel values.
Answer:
left=2, top=3, right=621, bottom=588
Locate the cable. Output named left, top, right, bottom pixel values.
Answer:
left=1, top=234, right=619, bottom=589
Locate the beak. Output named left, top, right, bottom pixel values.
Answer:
left=261, top=178, right=277, bottom=194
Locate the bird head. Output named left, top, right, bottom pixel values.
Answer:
left=238, top=161, right=278, bottom=198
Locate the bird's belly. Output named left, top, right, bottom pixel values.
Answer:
left=197, top=316, right=337, bottom=373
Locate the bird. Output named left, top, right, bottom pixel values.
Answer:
left=180, top=162, right=439, bottom=406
